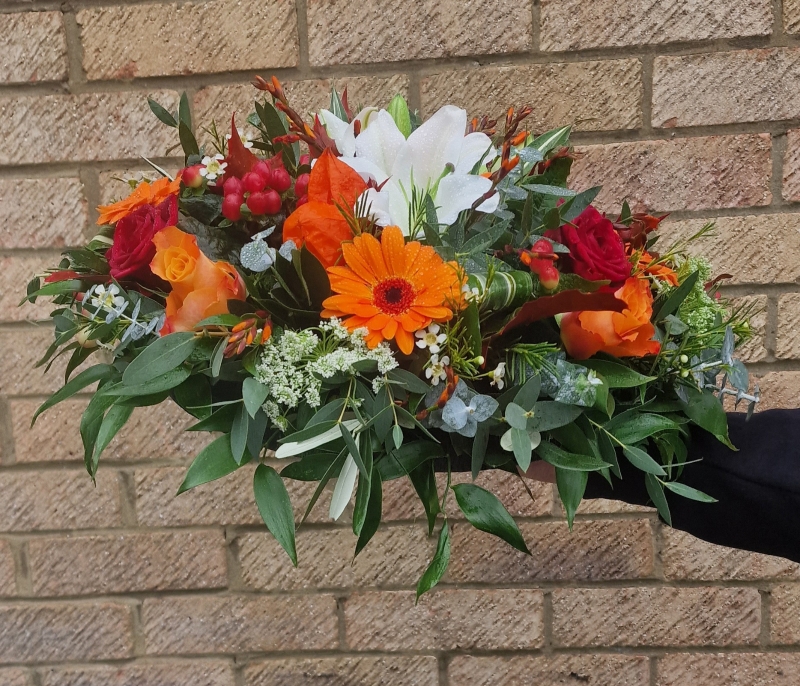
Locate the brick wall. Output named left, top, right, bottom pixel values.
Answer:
left=0, top=1, right=799, bottom=684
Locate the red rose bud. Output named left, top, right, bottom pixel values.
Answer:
left=223, top=176, right=244, bottom=196
left=106, top=195, right=176, bottom=287
left=242, top=171, right=266, bottom=194
left=294, top=173, right=310, bottom=198
left=222, top=193, right=244, bottom=221
left=182, top=164, right=204, bottom=188
left=271, top=167, right=292, bottom=193
left=539, top=265, right=560, bottom=290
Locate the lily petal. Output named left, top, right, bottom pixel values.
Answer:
left=435, top=174, right=495, bottom=225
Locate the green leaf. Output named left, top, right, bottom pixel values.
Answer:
left=80, top=391, right=118, bottom=478
left=32, top=364, right=116, bottom=425
left=560, top=186, right=601, bottom=222
left=186, top=404, right=238, bottom=432
left=148, top=98, right=177, bottom=127
left=598, top=430, right=621, bottom=479
left=91, top=402, right=134, bottom=471
left=645, top=473, right=672, bottom=526
left=556, top=467, right=588, bottom=529
left=513, top=374, right=541, bottom=410
left=535, top=441, right=609, bottom=471
left=339, top=423, right=369, bottom=479
left=505, top=402, right=528, bottom=430
left=253, top=464, right=297, bottom=566
left=387, top=94, right=412, bottom=138
left=461, top=221, right=509, bottom=255
left=622, top=445, right=666, bottom=476
left=378, top=441, right=443, bottom=480
left=242, top=378, right=270, bottom=418
left=471, top=422, right=489, bottom=480
left=528, top=402, right=582, bottom=432
left=122, top=333, right=198, bottom=386
left=329, top=87, right=348, bottom=121
left=177, top=434, right=249, bottom=494
left=178, top=121, right=200, bottom=158
left=353, top=471, right=371, bottom=537
left=280, top=453, right=337, bottom=481
left=230, top=404, right=249, bottom=464
left=196, top=314, right=242, bottom=328
left=653, top=271, right=699, bottom=321
left=246, top=408, right=268, bottom=460
left=178, top=92, right=192, bottom=129
left=355, top=470, right=382, bottom=556
left=609, top=413, right=679, bottom=445
left=416, top=522, right=451, bottom=601
left=462, top=301, right=483, bottom=358
left=210, top=337, right=226, bottom=378
left=452, top=483, right=530, bottom=554
left=522, top=183, right=578, bottom=197
left=579, top=360, right=655, bottom=388
left=388, top=368, right=431, bottom=395
left=409, top=462, right=440, bottom=535
left=172, top=375, right=212, bottom=419
left=663, top=481, right=717, bottom=503
left=106, top=367, right=191, bottom=396
left=680, top=386, right=734, bottom=449
left=392, top=424, right=404, bottom=450
left=510, top=427, right=533, bottom=471
left=530, top=125, right=571, bottom=156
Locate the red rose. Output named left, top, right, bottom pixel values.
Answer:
left=106, top=195, right=177, bottom=285
left=546, top=205, right=631, bottom=284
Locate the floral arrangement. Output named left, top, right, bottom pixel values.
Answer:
left=25, top=77, right=758, bottom=597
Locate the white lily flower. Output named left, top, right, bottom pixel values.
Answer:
left=415, top=323, right=447, bottom=354
left=320, top=105, right=498, bottom=235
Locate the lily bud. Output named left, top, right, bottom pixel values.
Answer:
left=387, top=94, right=412, bottom=138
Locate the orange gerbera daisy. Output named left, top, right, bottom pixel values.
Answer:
left=321, top=226, right=464, bottom=354
left=97, top=175, right=182, bottom=226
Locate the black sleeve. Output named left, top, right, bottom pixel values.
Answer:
left=585, top=409, right=800, bottom=563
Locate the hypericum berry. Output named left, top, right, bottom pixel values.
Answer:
left=539, top=265, right=560, bottom=290
left=532, top=238, right=553, bottom=254
left=271, top=167, right=292, bottom=193
left=222, top=193, right=243, bottom=221
left=182, top=164, right=204, bottom=189
left=242, top=172, right=266, bottom=194
left=223, top=176, right=244, bottom=196
left=296, top=194, right=308, bottom=207
left=294, top=173, right=310, bottom=198
left=246, top=191, right=273, bottom=215
left=260, top=189, right=282, bottom=214
left=253, top=160, right=273, bottom=186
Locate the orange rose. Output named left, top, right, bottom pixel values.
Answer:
left=97, top=175, right=182, bottom=226
left=150, top=226, right=246, bottom=334
left=560, top=277, right=660, bottom=360
left=282, top=150, right=368, bottom=268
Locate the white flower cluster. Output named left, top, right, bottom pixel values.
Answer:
left=255, top=320, right=398, bottom=430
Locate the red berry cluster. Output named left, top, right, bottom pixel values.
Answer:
left=222, top=157, right=290, bottom=221
left=520, top=239, right=560, bottom=290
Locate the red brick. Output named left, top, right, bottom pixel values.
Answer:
left=243, top=656, right=438, bottom=686
left=420, top=60, right=642, bottom=130
left=238, top=525, right=431, bottom=591
left=28, top=531, right=227, bottom=596
left=447, top=519, right=654, bottom=583
left=553, top=587, right=761, bottom=647
left=11, top=398, right=210, bottom=464
left=751, top=372, right=800, bottom=410
left=540, top=0, right=771, bottom=51
left=0, top=541, right=15, bottom=597
left=0, top=602, right=133, bottom=664
left=306, top=0, right=530, bottom=65
left=575, top=497, right=654, bottom=515
left=40, top=662, right=235, bottom=686
left=0, top=470, right=121, bottom=532
left=657, top=653, right=800, bottom=686
left=345, top=589, right=544, bottom=650
left=730, top=295, right=768, bottom=363
left=0, top=12, right=67, bottom=84
left=0, top=91, right=179, bottom=165
left=661, top=214, right=800, bottom=285
left=0, top=254, right=62, bottom=323
left=449, top=655, right=649, bottom=686
left=134, top=464, right=334, bottom=528
left=770, top=584, right=800, bottom=643
left=653, top=49, right=800, bottom=127
left=0, top=669, right=32, bottom=686
left=0, top=178, right=87, bottom=248
left=142, top=595, right=338, bottom=654
left=571, top=135, right=772, bottom=214
left=77, top=0, right=298, bottom=79
left=663, top=528, right=800, bottom=581
left=783, top=130, right=800, bottom=201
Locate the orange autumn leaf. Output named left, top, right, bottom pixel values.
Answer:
left=560, top=276, right=660, bottom=360
left=150, top=226, right=246, bottom=334
left=321, top=226, right=464, bottom=355
left=97, top=175, right=182, bottom=226
left=283, top=150, right=368, bottom=268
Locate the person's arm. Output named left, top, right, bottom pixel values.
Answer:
left=583, top=409, right=800, bottom=563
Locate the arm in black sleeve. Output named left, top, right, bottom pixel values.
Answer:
left=585, top=409, right=800, bottom=563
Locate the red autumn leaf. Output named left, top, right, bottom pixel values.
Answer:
left=44, top=270, right=80, bottom=283
left=498, top=289, right=626, bottom=337
left=224, top=114, right=259, bottom=178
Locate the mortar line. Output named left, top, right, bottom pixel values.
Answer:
left=760, top=588, right=773, bottom=646
left=0, top=394, right=16, bottom=466
left=531, top=0, right=541, bottom=52
left=130, top=600, right=147, bottom=656
left=649, top=656, right=658, bottom=686
left=640, top=54, right=655, bottom=134
left=116, top=470, right=139, bottom=528
left=294, top=0, right=310, bottom=73
left=61, top=6, right=87, bottom=93
left=765, top=294, right=781, bottom=359
left=9, top=538, right=32, bottom=596
left=438, top=652, right=450, bottom=686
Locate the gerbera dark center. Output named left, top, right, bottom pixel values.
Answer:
left=373, top=277, right=415, bottom=315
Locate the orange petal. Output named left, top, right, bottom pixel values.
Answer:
left=380, top=226, right=406, bottom=276
left=395, top=326, right=415, bottom=355
left=308, top=149, right=368, bottom=207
